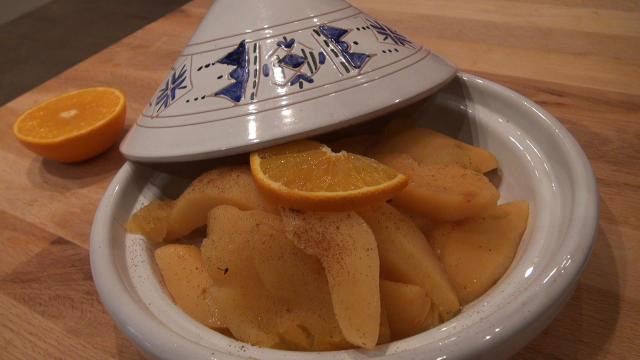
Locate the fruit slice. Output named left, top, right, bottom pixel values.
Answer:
left=382, top=154, right=499, bottom=221
left=202, top=206, right=289, bottom=347
left=209, top=286, right=281, bottom=347
left=165, top=166, right=275, bottom=240
left=203, top=205, right=347, bottom=350
left=372, top=127, right=498, bottom=173
left=126, top=200, right=173, bottom=243
left=250, top=140, right=408, bottom=211
left=392, top=205, right=437, bottom=237
left=252, top=236, right=347, bottom=352
left=380, top=280, right=431, bottom=340
left=282, top=209, right=381, bottom=349
left=430, top=201, right=529, bottom=305
left=126, top=166, right=275, bottom=243
left=357, top=203, right=460, bottom=321
left=13, top=87, right=126, bottom=163
left=214, top=283, right=347, bottom=350
left=250, top=212, right=329, bottom=307
left=201, top=205, right=264, bottom=288
left=278, top=323, right=313, bottom=350
left=154, top=244, right=225, bottom=329
left=378, top=307, right=391, bottom=345
left=422, top=304, right=441, bottom=330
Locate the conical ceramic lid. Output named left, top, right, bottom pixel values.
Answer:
left=120, top=0, right=456, bottom=162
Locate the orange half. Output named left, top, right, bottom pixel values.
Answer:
left=13, top=87, right=126, bottom=162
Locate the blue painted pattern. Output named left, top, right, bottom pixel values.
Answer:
left=318, top=24, right=370, bottom=70
left=280, top=53, right=306, bottom=69
left=318, top=51, right=326, bottom=64
left=148, top=13, right=424, bottom=115
left=277, top=37, right=296, bottom=49
left=214, top=40, right=249, bottom=103
left=366, top=18, right=415, bottom=49
left=155, top=63, right=188, bottom=110
left=289, top=73, right=314, bottom=86
left=265, top=34, right=326, bottom=90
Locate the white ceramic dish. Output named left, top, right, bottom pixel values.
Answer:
left=120, top=0, right=456, bottom=163
left=91, top=73, right=598, bottom=359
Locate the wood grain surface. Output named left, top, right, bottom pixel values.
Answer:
left=1, top=0, right=639, bottom=358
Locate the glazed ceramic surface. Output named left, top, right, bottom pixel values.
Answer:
left=119, top=0, right=456, bottom=162
left=91, top=73, right=599, bottom=360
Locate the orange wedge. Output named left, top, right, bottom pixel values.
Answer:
left=13, top=87, right=126, bottom=163
left=250, top=140, right=408, bottom=211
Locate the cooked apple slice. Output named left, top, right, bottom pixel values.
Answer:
left=430, top=201, right=529, bottom=305
left=378, top=306, right=391, bottom=345
left=127, top=200, right=174, bottom=243
left=380, top=280, right=431, bottom=340
left=201, top=205, right=263, bottom=288
left=372, top=127, right=498, bottom=173
left=278, top=323, right=313, bottom=350
left=203, top=206, right=283, bottom=346
left=165, top=165, right=275, bottom=240
left=212, top=283, right=348, bottom=350
left=391, top=204, right=437, bottom=236
left=246, top=209, right=348, bottom=350
left=278, top=319, right=352, bottom=351
left=204, top=205, right=347, bottom=350
left=126, top=166, right=275, bottom=243
left=281, top=209, right=380, bottom=349
left=154, top=244, right=224, bottom=329
left=381, top=154, right=499, bottom=221
left=250, top=211, right=330, bottom=306
left=358, top=203, right=460, bottom=321
left=209, top=286, right=281, bottom=347
left=422, top=304, right=441, bottom=330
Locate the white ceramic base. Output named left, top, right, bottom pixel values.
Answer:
left=90, top=73, right=598, bottom=359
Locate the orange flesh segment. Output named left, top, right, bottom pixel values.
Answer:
left=15, top=88, right=122, bottom=141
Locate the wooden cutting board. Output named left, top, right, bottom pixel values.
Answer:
left=1, top=0, right=638, bottom=358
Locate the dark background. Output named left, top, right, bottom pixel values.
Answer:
left=0, top=0, right=191, bottom=105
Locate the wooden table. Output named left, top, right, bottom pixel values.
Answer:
left=1, top=0, right=638, bottom=358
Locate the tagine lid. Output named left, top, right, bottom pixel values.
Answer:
left=120, top=0, right=457, bottom=163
